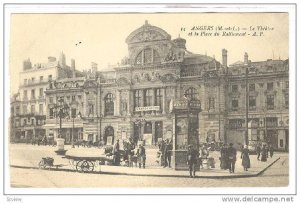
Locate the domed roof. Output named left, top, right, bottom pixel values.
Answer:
left=125, top=20, right=171, bottom=44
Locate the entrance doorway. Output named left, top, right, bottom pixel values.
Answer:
left=155, top=121, right=163, bottom=144
left=104, top=126, right=114, bottom=145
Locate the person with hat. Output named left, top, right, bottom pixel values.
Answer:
left=227, top=143, right=237, bottom=173
left=186, top=145, right=199, bottom=178
left=241, top=145, right=251, bottom=171
left=137, top=143, right=146, bottom=168
left=113, top=139, right=120, bottom=166
left=220, top=143, right=228, bottom=170
left=164, top=139, right=173, bottom=168
left=261, top=144, right=268, bottom=162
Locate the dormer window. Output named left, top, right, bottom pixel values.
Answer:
left=135, top=48, right=160, bottom=65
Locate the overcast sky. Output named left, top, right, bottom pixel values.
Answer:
left=9, top=13, right=288, bottom=94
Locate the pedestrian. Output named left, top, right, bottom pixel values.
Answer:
left=127, top=138, right=135, bottom=167
left=187, top=145, right=199, bottom=178
left=261, top=144, right=268, bottom=162
left=137, top=144, right=146, bottom=168
left=113, top=139, right=120, bottom=166
left=164, top=139, right=172, bottom=168
left=241, top=145, right=251, bottom=171
left=269, top=144, right=274, bottom=158
left=220, top=143, right=228, bottom=170
left=256, top=144, right=261, bottom=160
left=227, top=143, right=237, bottom=173
left=159, top=139, right=166, bottom=166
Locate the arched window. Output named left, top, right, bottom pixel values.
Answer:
left=185, top=87, right=198, bottom=99
left=135, top=49, right=161, bottom=65
left=104, top=93, right=114, bottom=116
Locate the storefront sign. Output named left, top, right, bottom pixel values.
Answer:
left=135, top=106, right=160, bottom=111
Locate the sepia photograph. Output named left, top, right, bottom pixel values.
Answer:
left=2, top=3, right=297, bottom=200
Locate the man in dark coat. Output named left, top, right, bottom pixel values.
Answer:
left=269, top=144, right=274, bottom=158
left=164, top=139, right=173, bottom=168
left=113, top=139, right=120, bottom=166
left=220, top=144, right=228, bottom=170
left=256, top=144, right=261, bottom=160
left=227, top=143, right=237, bottom=173
left=261, top=144, right=268, bottom=162
left=187, top=145, right=199, bottom=178
left=137, top=144, right=146, bottom=168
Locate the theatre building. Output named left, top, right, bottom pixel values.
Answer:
left=13, top=21, right=289, bottom=151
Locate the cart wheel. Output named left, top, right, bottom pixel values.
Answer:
left=38, top=160, right=46, bottom=169
left=75, top=160, right=83, bottom=172
left=76, top=160, right=94, bottom=173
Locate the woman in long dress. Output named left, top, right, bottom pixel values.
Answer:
left=241, top=145, right=251, bottom=171
left=220, top=144, right=228, bottom=170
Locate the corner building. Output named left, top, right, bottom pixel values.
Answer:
left=42, top=21, right=288, bottom=151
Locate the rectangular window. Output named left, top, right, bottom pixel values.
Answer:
left=40, top=76, right=43, bottom=82
left=49, top=97, right=53, bottom=104
left=155, top=89, right=162, bottom=108
left=249, top=96, right=256, bottom=110
left=89, top=104, right=94, bottom=116
left=144, top=122, right=152, bottom=134
left=209, top=97, right=215, bottom=109
left=71, top=108, right=77, bottom=118
left=24, top=79, right=27, bottom=85
left=31, top=105, right=35, bottom=114
left=39, top=104, right=43, bottom=115
left=23, top=119, right=27, bottom=126
left=31, top=89, right=35, bottom=99
left=266, top=117, right=277, bottom=127
left=229, top=119, right=244, bottom=129
left=39, top=88, right=43, bottom=97
left=232, top=85, right=238, bottom=92
left=31, top=77, right=35, bottom=83
left=16, top=106, right=20, bottom=115
left=23, top=90, right=28, bottom=100
left=31, top=119, right=35, bottom=125
left=145, top=89, right=153, bottom=106
left=48, top=75, right=52, bottom=81
left=267, top=82, right=273, bottom=91
left=267, top=95, right=275, bottom=110
left=232, top=99, right=238, bottom=111
left=23, top=105, right=27, bottom=114
left=134, top=90, right=142, bottom=108
left=49, top=108, right=54, bottom=119
left=285, top=93, right=289, bottom=109
left=249, top=84, right=255, bottom=92
left=72, top=95, right=76, bottom=102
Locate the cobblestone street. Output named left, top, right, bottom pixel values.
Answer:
left=8, top=144, right=288, bottom=188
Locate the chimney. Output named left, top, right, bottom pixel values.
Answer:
left=91, top=62, right=98, bottom=73
left=222, top=49, right=228, bottom=67
left=244, top=52, right=249, bottom=64
left=59, top=51, right=66, bottom=68
left=71, top=59, right=76, bottom=78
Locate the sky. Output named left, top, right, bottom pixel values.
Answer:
left=9, top=13, right=289, bottom=95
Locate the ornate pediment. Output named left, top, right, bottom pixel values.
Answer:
left=83, top=80, right=97, bottom=88
left=160, top=73, right=178, bottom=83
left=116, top=77, right=131, bottom=86
left=126, top=21, right=171, bottom=44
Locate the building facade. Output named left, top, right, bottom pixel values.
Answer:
left=11, top=21, right=289, bottom=151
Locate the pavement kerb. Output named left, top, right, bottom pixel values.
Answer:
left=10, top=157, right=280, bottom=179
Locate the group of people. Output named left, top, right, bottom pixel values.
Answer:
left=220, top=143, right=251, bottom=173
left=113, top=139, right=146, bottom=168
left=158, top=139, right=173, bottom=168
left=256, top=143, right=274, bottom=162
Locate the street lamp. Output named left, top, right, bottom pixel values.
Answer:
left=71, top=108, right=76, bottom=148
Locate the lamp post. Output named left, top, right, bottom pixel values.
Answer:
left=245, top=66, right=249, bottom=145
left=53, top=97, right=69, bottom=154
left=71, top=108, right=76, bottom=148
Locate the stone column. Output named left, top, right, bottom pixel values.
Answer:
left=127, top=89, right=132, bottom=116
left=114, top=90, right=120, bottom=116
left=152, top=88, right=156, bottom=115
left=162, top=87, right=166, bottom=114
left=152, top=121, right=156, bottom=145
